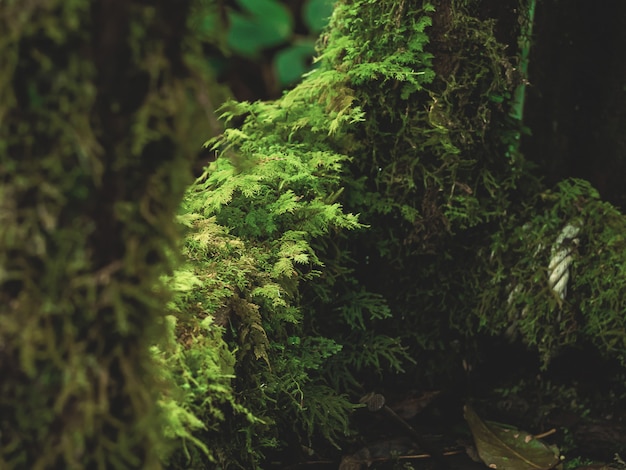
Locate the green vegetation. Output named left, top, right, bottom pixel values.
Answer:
left=202, top=0, right=335, bottom=94
left=165, top=0, right=541, bottom=466
left=170, top=0, right=626, bottom=467
left=0, top=0, right=219, bottom=468
left=3, top=0, right=626, bottom=468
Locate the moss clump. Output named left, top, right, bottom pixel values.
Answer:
left=167, top=88, right=372, bottom=466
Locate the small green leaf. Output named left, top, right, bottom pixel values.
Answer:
left=274, top=41, right=317, bottom=86
left=464, top=405, right=560, bottom=470
left=303, top=0, right=334, bottom=33
left=227, top=0, right=293, bottom=56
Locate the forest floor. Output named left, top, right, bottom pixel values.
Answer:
left=275, top=343, right=626, bottom=470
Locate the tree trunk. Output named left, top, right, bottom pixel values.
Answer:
left=524, top=0, right=626, bottom=208
left=0, top=1, right=211, bottom=467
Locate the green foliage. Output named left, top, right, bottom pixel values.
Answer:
left=328, top=0, right=527, bottom=248
left=170, top=1, right=539, bottom=465
left=227, top=0, right=293, bottom=56
left=11, top=0, right=616, bottom=468
left=275, top=40, right=318, bottom=87
left=0, top=0, right=223, bottom=467
left=154, top=307, right=263, bottom=467
left=169, top=0, right=626, bottom=467
left=167, top=210, right=358, bottom=465
left=198, top=0, right=334, bottom=91
left=336, top=290, right=393, bottom=330
left=291, top=0, right=541, bottom=392
left=168, top=4, right=442, bottom=458
left=304, top=0, right=335, bottom=33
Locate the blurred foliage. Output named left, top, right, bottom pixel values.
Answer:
left=199, top=0, right=335, bottom=98
left=227, top=0, right=294, bottom=55
left=0, top=0, right=221, bottom=468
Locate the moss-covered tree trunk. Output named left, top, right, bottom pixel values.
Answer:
left=177, top=0, right=626, bottom=466
left=179, top=0, right=541, bottom=466
left=0, top=1, right=212, bottom=467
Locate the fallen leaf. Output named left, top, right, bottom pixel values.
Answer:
left=464, top=405, right=561, bottom=470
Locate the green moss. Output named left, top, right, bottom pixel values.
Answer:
left=163, top=0, right=626, bottom=466
left=169, top=92, right=366, bottom=464
left=0, top=0, right=221, bottom=467
left=169, top=0, right=535, bottom=464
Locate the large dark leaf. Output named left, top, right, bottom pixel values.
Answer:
left=464, top=405, right=561, bottom=470
left=274, top=40, right=316, bottom=86
left=227, top=0, right=293, bottom=56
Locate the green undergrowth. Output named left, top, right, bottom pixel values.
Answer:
left=163, top=0, right=626, bottom=467
left=164, top=56, right=377, bottom=466
left=317, top=0, right=541, bottom=380
left=419, top=177, right=626, bottom=371
left=165, top=0, right=522, bottom=465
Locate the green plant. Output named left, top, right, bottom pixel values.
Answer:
left=473, top=179, right=626, bottom=367
left=198, top=0, right=335, bottom=93
left=165, top=81, right=368, bottom=464
left=0, top=0, right=218, bottom=467
left=170, top=0, right=626, bottom=467
left=168, top=1, right=537, bottom=465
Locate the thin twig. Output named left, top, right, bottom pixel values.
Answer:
left=534, top=428, right=557, bottom=439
